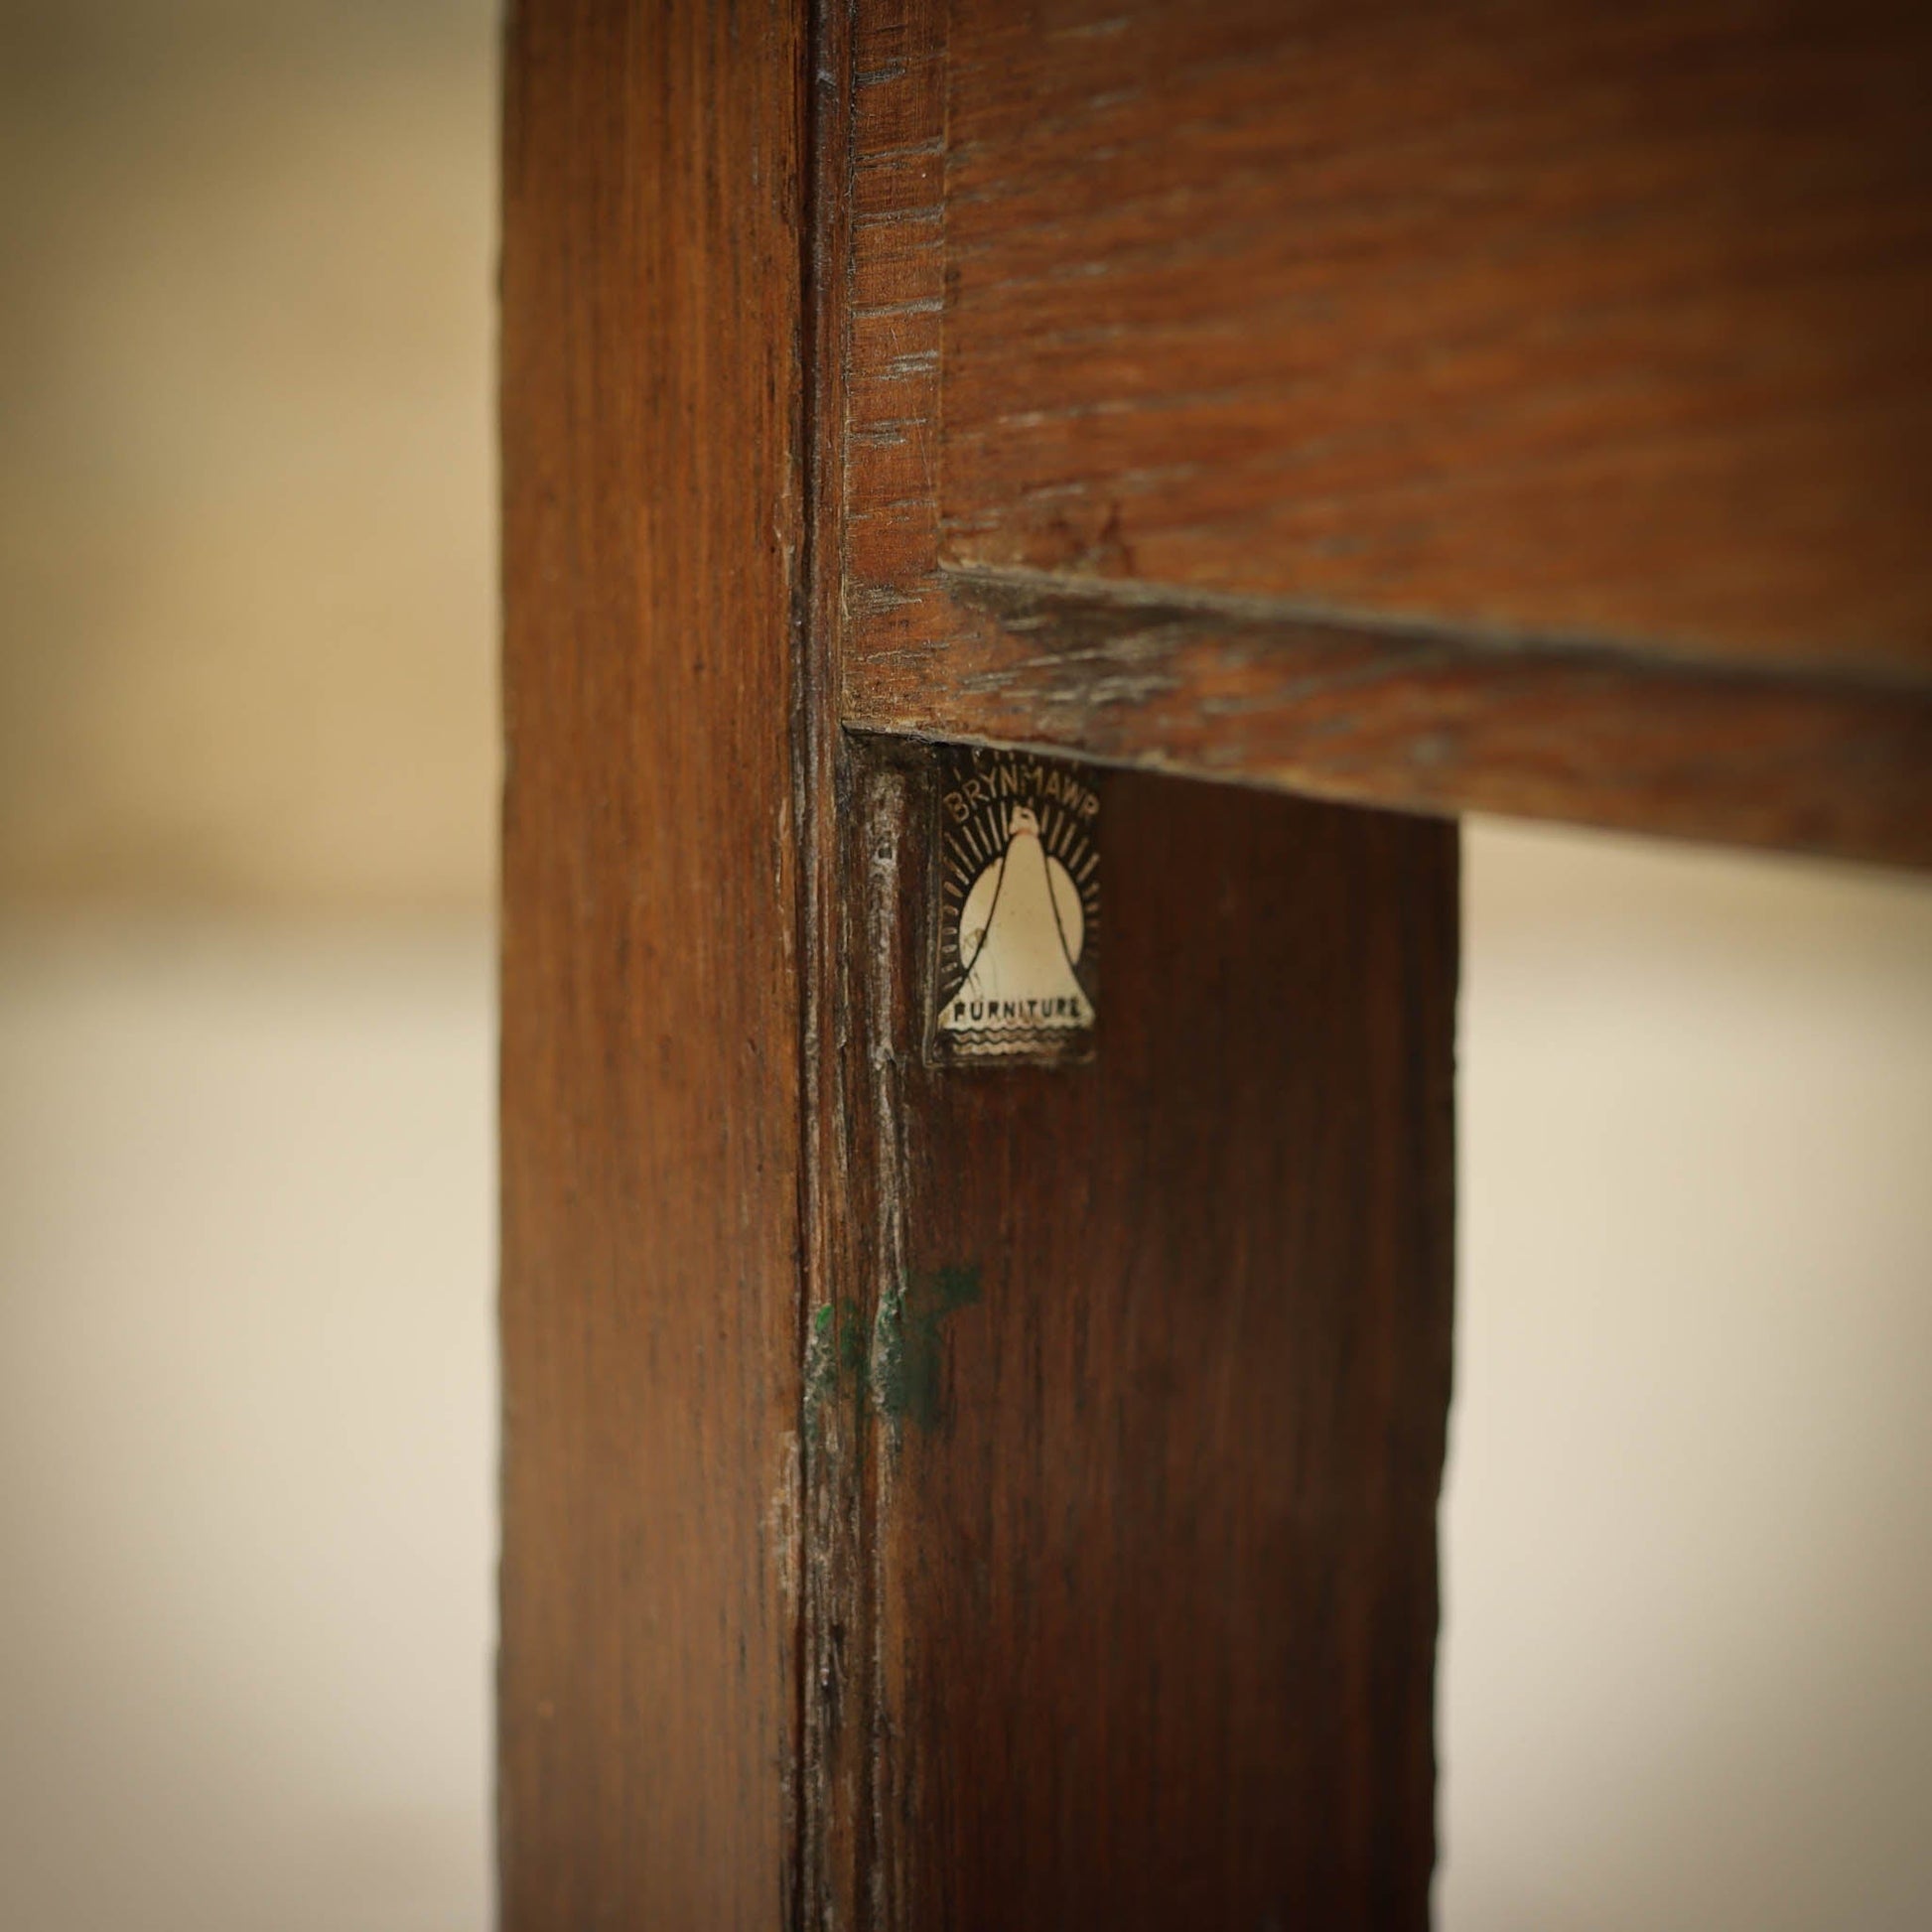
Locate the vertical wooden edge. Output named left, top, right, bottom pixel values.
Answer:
left=803, top=4, right=957, bottom=1922
left=498, top=2, right=813, bottom=1925
left=1421, top=817, right=1461, bottom=1924
left=798, top=0, right=860, bottom=1919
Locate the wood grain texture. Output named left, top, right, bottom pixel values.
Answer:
left=899, top=569, right=1932, bottom=867
left=799, top=0, right=869, bottom=1917
left=814, top=740, right=1456, bottom=1928
left=838, top=0, right=953, bottom=690
left=498, top=3, right=807, bottom=1924
left=838, top=0, right=1932, bottom=869
left=504, top=3, right=1462, bottom=1918
left=942, top=0, right=1932, bottom=679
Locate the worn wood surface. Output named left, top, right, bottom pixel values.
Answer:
left=807, top=741, right=1456, bottom=1928
left=941, top=0, right=1932, bottom=678
left=814, top=22, right=1457, bottom=1920
left=498, top=2, right=807, bottom=1924
left=905, top=571, right=1932, bottom=867
left=839, top=0, right=1932, bottom=869
left=799, top=0, right=868, bottom=1915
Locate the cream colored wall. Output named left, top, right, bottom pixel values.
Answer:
left=0, top=921, right=494, bottom=1931
left=2, top=3, right=1929, bottom=1926
left=1449, top=826, right=1932, bottom=1930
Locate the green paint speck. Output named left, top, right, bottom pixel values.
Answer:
left=803, top=1297, right=867, bottom=1441
left=873, top=1262, right=984, bottom=1433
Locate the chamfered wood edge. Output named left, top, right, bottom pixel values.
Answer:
left=842, top=567, right=1932, bottom=871
left=798, top=0, right=868, bottom=1919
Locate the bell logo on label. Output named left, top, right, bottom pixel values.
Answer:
left=929, top=748, right=1100, bottom=1066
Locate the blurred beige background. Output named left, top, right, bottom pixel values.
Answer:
left=1450, top=832, right=1932, bottom=1931
left=0, top=1, right=497, bottom=1927
left=0, top=0, right=493, bottom=913
left=0, top=2, right=1927, bottom=1928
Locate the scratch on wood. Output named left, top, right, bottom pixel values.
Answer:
left=852, top=296, right=945, bottom=318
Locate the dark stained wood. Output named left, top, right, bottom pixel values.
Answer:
left=838, top=0, right=951, bottom=685
left=498, top=2, right=808, bottom=1925
left=941, top=0, right=1932, bottom=680
left=500, top=0, right=1932, bottom=1918
left=888, top=569, right=1932, bottom=868
left=503, top=0, right=1478, bottom=1921
left=838, top=0, right=1932, bottom=870
left=798, top=0, right=869, bottom=1916
left=811, top=740, right=1456, bottom=1928
left=504, top=0, right=1932, bottom=1913
left=809, top=22, right=1458, bottom=1919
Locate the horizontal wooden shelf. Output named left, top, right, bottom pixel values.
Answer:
left=843, top=568, right=1932, bottom=870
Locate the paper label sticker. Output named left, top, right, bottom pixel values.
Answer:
left=928, top=748, right=1100, bottom=1066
